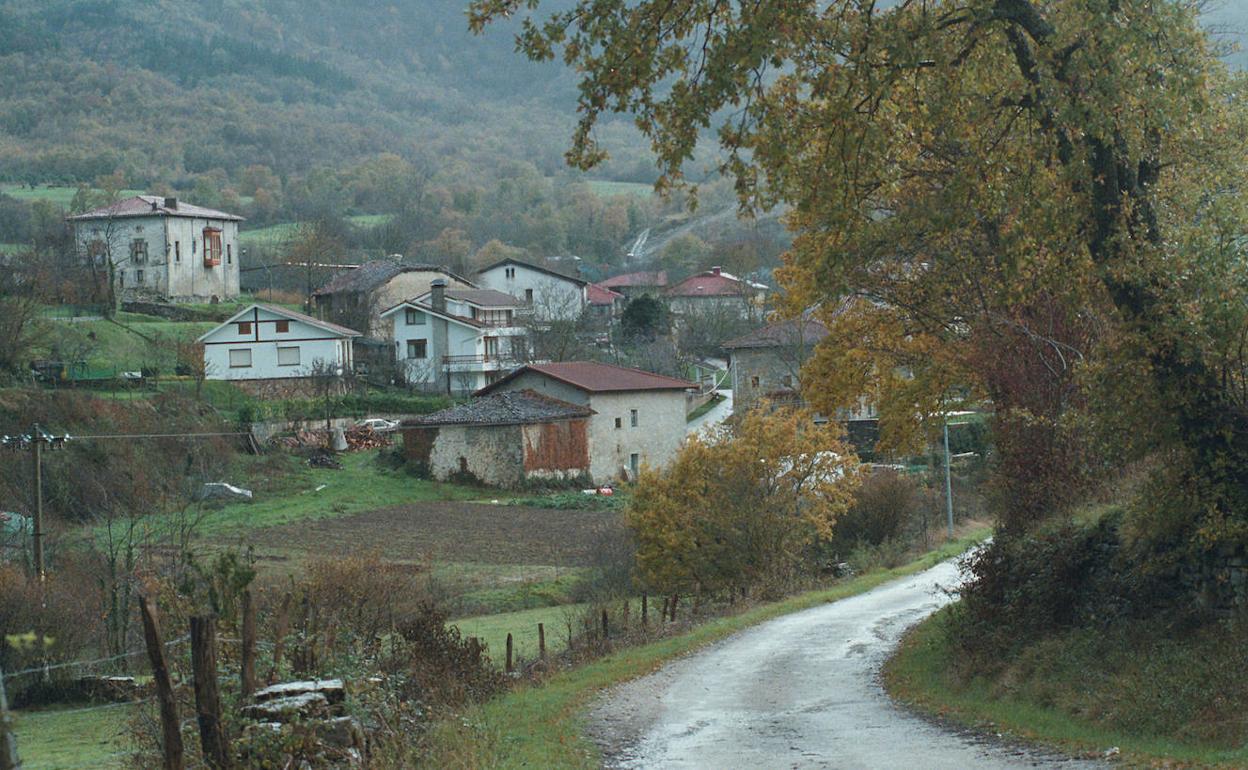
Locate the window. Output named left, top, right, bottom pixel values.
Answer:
left=630, top=409, right=639, bottom=427
left=277, top=346, right=300, bottom=366
left=174, top=241, right=181, bottom=263
left=136, top=269, right=145, bottom=284
left=405, top=308, right=425, bottom=326
left=505, top=266, right=515, bottom=279
left=130, top=238, right=147, bottom=264
left=781, top=375, right=793, bottom=388
left=629, top=453, right=641, bottom=479
left=203, top=228, right=222, bottom=266
left=274, top=320, right=289, bottom=333
left=750, top=376, right=760, bottom=388
left=407, top=340, right=428, bottom=359
left=614, top=417, right=622, bottom=429
left=238, top=321, right=252, bottom=335
left=524, top=288, right=533, bottom=304
left=226, top=244, right=232, bottom=264
left=228, top=348, right=252, bottom=368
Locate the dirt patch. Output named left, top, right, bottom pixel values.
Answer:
left=241, top=501, right=621, bottom=569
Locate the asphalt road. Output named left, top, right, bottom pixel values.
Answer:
left=588, top=558, right=1107, bottom=769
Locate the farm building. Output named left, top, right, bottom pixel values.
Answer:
left=475, top=257, right=588, bottom=321
left=67, top=195, right=243, bottom=303
left=401, top=390, right=595, bottom=488
left=199, top=304, right=359, bottom=383
left=476, top=361, right=695, bottom=483
left=312, top=259, right=474, bottom=338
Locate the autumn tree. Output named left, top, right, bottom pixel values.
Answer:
left=470, top=0, right=1248, bottom=557
left=627, top=407, right=859, bottom=596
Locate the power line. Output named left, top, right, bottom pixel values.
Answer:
left=2, top=635, right=190, bottom=682
left=69, top=431, right=252, bottom=441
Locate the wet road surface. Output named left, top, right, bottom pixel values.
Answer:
left=588, top=558, right=1107, bottom=769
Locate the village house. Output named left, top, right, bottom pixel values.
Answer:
left=67, top=195, right=243, bottom=303
left=666, top=266, right=768, bottom=320
left=586, top=282, right=625, bottom=325
left=198, top=304, right=359, bottom=383
left=474, top=361, right=695, bottom=483
left=400, top=390, right=595, bottom=488
left=599, top=269, right=669, bottom=300
left=311, top=260, right=474, bottom=338
left=475, top=257, right=588, bottom=321
left=380, top=280, right=528, bottom=396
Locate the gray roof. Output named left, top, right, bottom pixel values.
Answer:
left=67, top=195, right=244, bottom=222
left=403, top=390, right=594, bottom=427
left=312, top=260, right=473, bottom=297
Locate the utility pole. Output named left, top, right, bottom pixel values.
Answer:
left=943, top=421, right=954, bottom=539
left=3, top=426, right=70, bottom=581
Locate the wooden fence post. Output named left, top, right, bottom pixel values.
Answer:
left=190, top=615, right=229, bottom=770
left=268, top=592, right=292, bottom=684
left=505, top=633, right=514, bottom=674
left=140, top=596, right=184, bottom=770
left=661, top=597, right=669, bottom=623
left=537, top=623, right=546, bottom=661
left=641, top=593, right=648, bottom=628
left=669, top=595, right=679, bottom=622
left=240, top=590, right=256, bottom=698
left=601, top=608, right=609, bottom=639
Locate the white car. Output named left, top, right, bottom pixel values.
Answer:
left=356, top=418, right=400, bottom=432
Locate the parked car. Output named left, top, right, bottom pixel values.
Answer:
left=356, top=418, right=400, bottom=432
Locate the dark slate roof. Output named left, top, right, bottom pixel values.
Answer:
left=723, top=317, right=828, bottom=350
left=312, top=261, right=472, bottom=297
left=67, top=195, right=244, bottom=222
left=425, top=288, right=525, bottom=308
left=477, top=361, right=694, bottom=395
left=403, top=389, right=594, bottom=427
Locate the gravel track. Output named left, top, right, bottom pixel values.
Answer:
left=587, top=558, right=1108, bottom=769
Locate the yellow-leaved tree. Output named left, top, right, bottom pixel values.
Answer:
left=627, top=407, right=860, bottom=597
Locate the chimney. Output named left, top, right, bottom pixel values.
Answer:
left=150, top=200, right=159, bottom=212
left=430, top=278, right=447, bottom=313
left=164, top=197, right=178, bottom=210
left=711, top=266, right=722, bottom=276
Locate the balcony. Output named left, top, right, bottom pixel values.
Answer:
left=442, top=354, right=520, bottom=372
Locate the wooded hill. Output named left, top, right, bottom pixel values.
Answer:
left=0, top=0, right=658, bottom=187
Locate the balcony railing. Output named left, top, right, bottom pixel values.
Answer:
left=442, top=354, right=520, bottom=367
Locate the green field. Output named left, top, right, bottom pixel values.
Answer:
left=239, top=214, right=394, bottom=247
left=0, top=184, right=147, bottom=207
left=12, top=703, right=134, bottom=770
left=584, top=180, right=655, bottom=199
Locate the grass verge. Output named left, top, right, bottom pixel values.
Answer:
left=883, top=607, right=1248, bottom=768
left=12, top=702, right=135, bottom=770
left=422, top=527, right=991, bottom=768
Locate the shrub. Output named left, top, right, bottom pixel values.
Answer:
left=830, top=469, right=923, bottom=551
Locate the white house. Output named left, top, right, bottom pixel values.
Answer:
left=477, top=361, right=695, bottom=483
left=198, top=304, right=359, bottom=381
left=381, top=281, right=529, bottom=395
left=475, top=258, right=588, bottom=322
left=67, top=196, right=243, bottom=303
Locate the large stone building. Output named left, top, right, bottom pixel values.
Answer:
left=67, top=195, right=243, bottom=302
left=312, top=260, right=474, bottom=339
left=476, top=361, right=695, bottom=483
left=401, top=390, right=595, bottom=488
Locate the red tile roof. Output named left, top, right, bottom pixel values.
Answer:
left=477, top=361, right=695, bottom=395
left=600, top=270, right=668, bottom=289
left=723, top=317, right=828, bottom=349
left=667, top=267, right=768, bottom=297
left=586, top=283, right=624, bottom=306
left=67, top=195, right=244, bottom=222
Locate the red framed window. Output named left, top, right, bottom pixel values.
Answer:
left=238, top=321, right=252, bottom=335
left=203, top=228, right=223, bottom=266
left=275, top=320, right=289, bottom=333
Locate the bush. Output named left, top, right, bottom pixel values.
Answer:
left=830, top=469, right=924, bottom=551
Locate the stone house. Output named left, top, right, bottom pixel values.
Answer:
left=586, top=282, right=625, bottom=325
left=67, top=195, right=242, bottom=302
left=599, top=270, right=668, bottom=300
left=475, top=257, right=588, bottom=322
left=380, top=281, right=528, bottom=396
left=476, top=361, right=695, bottom=483
left=312, top=260, right=474, bottom=338
left=401, top=390, right=595, bottom=488
left=666, top=266, right=768, bottom=320
left=199, top=304, right=359, bottom=382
